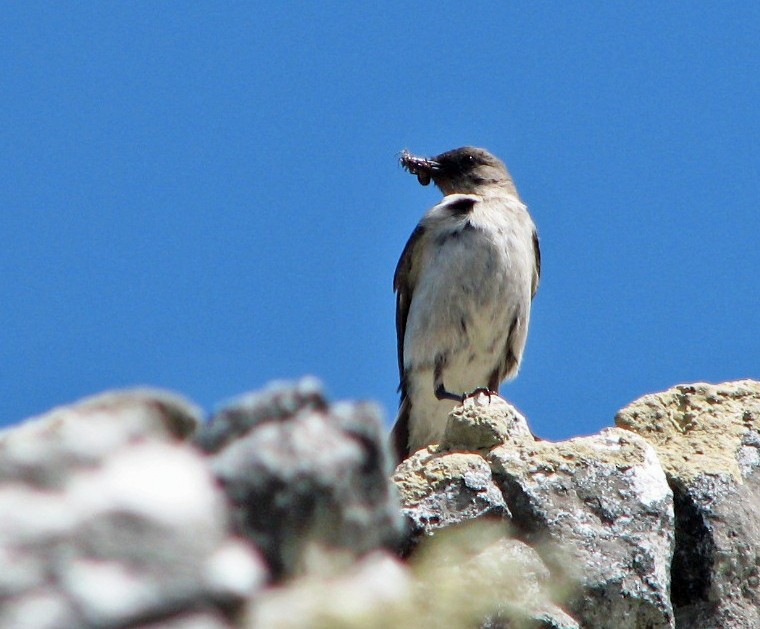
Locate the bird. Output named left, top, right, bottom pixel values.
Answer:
left=390, top=146, right=540, bottom=462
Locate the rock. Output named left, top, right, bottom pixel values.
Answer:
left=0, top=389, right=265, bottom=629
left=0, top=388, right=202, bottom=488
left=393, top=394, right=534, bottom=552
left=4, top=378, right=760, bottom=628
left=393, top=449, right=510, bottom=550
left=411, top=521, right=578, bottom=629
left=616, top=380, right=760, bottom=629
left=490, top=428, right=675, bottom=629
left=195, top=377, right=326, bottom=454
left=441, top=394, right=534, bottom=452
left=394, top=397, right=674, bottom=629
left=247, top=551, right=412, bottom=628
left=198, top=378, right=405, bottom=580
left=392, top=396, right=535, bottom=550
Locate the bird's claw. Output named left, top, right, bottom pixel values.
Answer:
left=435, top=383, right=466, bottom=403
left=466, top=387, right=498, bottom=403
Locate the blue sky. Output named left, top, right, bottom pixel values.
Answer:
left=2, top=3, right=759, bottom=440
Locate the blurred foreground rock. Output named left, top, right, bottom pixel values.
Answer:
left=0, top=390, right=265, bottom=628
left=196, top=378, right=405, bottom=580
left=0, top=379, right=758, bottom=628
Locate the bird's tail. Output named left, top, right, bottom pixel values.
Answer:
left=389, top=396, right=411, bottom=464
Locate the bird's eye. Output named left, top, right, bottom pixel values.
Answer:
left=466, top=155, right=476, bottom=164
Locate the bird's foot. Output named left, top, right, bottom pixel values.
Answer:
left=435, top=384, right=466, bottom=403
left=465, top=387, right=499, bottom=403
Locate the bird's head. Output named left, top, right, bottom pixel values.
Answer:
left=399, top=146, right=514, bottom=196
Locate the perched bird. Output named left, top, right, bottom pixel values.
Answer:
left=390, top=146, right=540, bottom=461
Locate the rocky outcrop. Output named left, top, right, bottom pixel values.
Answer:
left=395, top=396, right=675, bottom=628
left=616, top=381, right=760, bottom=629
left=0, top=379, right=757, bottom=628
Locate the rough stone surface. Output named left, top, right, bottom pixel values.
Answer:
left=615, top=380, right=760, bottom=481
left=393, top=398, right=676, bottom=629
left=392, top=396, right=532, bottom=552
left=616, top=380, right=760, bottom=629
left=441, top=394, right=534, bottom=452
left=490, top=428, right=675, bottom=629
left=198, top=377, right=406, bottom=580
left=393, top=449, right=510, bottom=551
left=0, top=389, right=265, bottom=629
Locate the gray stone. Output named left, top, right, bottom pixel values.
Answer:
left=0, top=390, right=265, bottom=629
left=4, top=377, right=760, bottom=629
left=392, top=399, right=581, bottom=627
left=201, top=378, right=405, bottom=580
left=0, top=388, right=202, bottom=488
left=393, top=400, right=674, bottom=627
left=490, top=428, right=675, bottom=629
left=393, top=396, right=536, bottom=550
left=441, top=394, right=534, bottom=452
left=616, top=380, right=760, bottom=629
left=195, top=377, right=326, bottom=454
left=393, top=449, right=510, bottom=547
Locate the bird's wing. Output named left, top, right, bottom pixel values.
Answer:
left=531, top=228, right=541, bottom=298
left=393, top=223, right=425, bottom=383
left=391, top=224, right=425, bottom=463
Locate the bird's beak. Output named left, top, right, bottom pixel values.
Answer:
left=399, top=150, right=442, bottom=187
